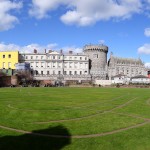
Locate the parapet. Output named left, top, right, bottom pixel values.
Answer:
left=83, top=44, right=108, bottom=53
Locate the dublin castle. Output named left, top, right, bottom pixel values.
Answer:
left=0, top=44, right=148, bottom=84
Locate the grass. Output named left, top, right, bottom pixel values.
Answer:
left=0, top=87, right=150, bottom=150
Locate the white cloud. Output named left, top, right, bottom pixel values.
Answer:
left=0, top=43, right=58, bottom=53
left=145, top=62, right=150, bottom=68
left=29, top=0, right=68, bottom=19
left=144, top=28, right=150, bottom=37
left=61, top=0, right=142, bottom=26
left=29, top=0, right=142, bottom=26
left=0, top=0, right=22, bottom=31
left=138, top=44, right=150, bottom=54
left=61, top=46, right=82, bottom=54
left=0, top=42, right=82, bottom=54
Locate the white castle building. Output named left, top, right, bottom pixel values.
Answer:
left=19, top=44, right=147, bottom=83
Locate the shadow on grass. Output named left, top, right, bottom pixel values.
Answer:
left=0, top=125, right=71, bottom=150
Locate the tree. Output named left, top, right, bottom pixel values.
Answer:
left=15, top=70, right=33, bottom=86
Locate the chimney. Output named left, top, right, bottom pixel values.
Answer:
left=69, top=51, right=73, bottom=54
left=148, top=71, right=150, bottom=78
left=34, top=49, right=37, bottom=53
left=45, top=49, right=46, bottom=53
left=60, top=49, right=63, bottom=54
left=49, top=50, right=53, bottom=53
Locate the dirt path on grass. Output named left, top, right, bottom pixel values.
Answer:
left=113, top=112, right=150, bottom=121
left=33, top=98, right=136, bottom=124
left=146, top=99, right=150, bottom=106
left=1, top=97, right=149, bottom=138
left=0, top=121, right=150, bottom=139
left=6, top=95, right=127, bottom=111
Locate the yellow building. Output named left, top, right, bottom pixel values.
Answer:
left=0, top=51, right=19, bottom=69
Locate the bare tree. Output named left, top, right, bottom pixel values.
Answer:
left=15, top=70, right=33, bottom=86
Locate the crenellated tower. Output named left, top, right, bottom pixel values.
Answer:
left=83, top=44, right=108, bottom=79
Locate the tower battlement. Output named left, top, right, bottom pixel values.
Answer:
left=83, top=45, right=108, bottom=53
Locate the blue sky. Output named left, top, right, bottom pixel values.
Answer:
left=0, top=0, right=150, bottom=66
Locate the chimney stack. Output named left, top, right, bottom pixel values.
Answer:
left=34, top=49, right=37, bottom=53
left=60, top=49, right=63, bottom=54
left=49, top=50, right=53, bottom=53
left=45, top=49, right=46, bottom=53
left=148, top=71, right=150, bottom=78
left=69, top=51, right=73, bottom=54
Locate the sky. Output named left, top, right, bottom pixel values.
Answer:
left=0, top=0, right=150, bottom=66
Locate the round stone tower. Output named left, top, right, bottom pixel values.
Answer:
left=83, top=44, right=108, bottom=79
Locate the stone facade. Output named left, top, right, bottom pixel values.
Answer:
left=108, top=54, right=147, bottom=79
left=83, top=44, right=108, bottom=79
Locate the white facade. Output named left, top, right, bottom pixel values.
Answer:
left=111, top=75, right=130, bottom=84
left=63, top=54, right=89, bottom=75
left=19, top=51, right=89, bottom=80
left=130, top=75, right=150, bottom=84
left=95, top=80, right=112, bottom=86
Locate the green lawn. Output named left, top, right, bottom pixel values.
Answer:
left=0, top=87, right=150, bottom=150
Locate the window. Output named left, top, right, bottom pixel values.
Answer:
left=74, top=57, right=77, bottom=60
left=69, top=63, right=72, bottom=68
left=41, top=62, right=44, bottom=67
left=93, top=54, right=98, bottom=58
left=53, top=71, right=55, bottom=75
left=41, top=56, right=43, bottom=59
left=3, top=62, right=5, bottom=68
left=36, top=62, right=38, bottom=67
left=64, top=63, right=67, bottom=68
left=80, top=57, right=82, bottom=60
left=74, top=63, right=78, bottom=68
left=58, top=71, right=61, bottom=75
left=41, top=71, right=43, bottom=75
left=31, top=56, right=33, bottom=59
left=30, top=62, right=33, bottom=67
left=36, top=56, right=38, bottom=59
left=64, top=71, right=67, bottom=75
left=58, top=63, right=61, bottom=68
left=47, top=71, right=49, bottom=75
left=8, top=54, right=11, bottom=58
left=53, top=56, right=55, bottom=59
left=85, top=57, right=87, bottom=60
left=26, top=56, right=28, bottom=59
left=69, top=57, right=72, bottom=60
left=8, top=62, right=11, bottom=68
left=3, top=55, right=5, bottom=58
left=58, top=56, right=61, bottom=59
left=36, top=71, right=38, bottom=75
left=53, top=63, right=56, bottom=68
left=69, top=71, right=72, bottom=75
left=127, top=70, right=129, bottom=74
left=80, top=71, right=82, bottom=75
left=75, top=71, right=77, bottom=75
left=85, top=63, right=88, bottom=68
